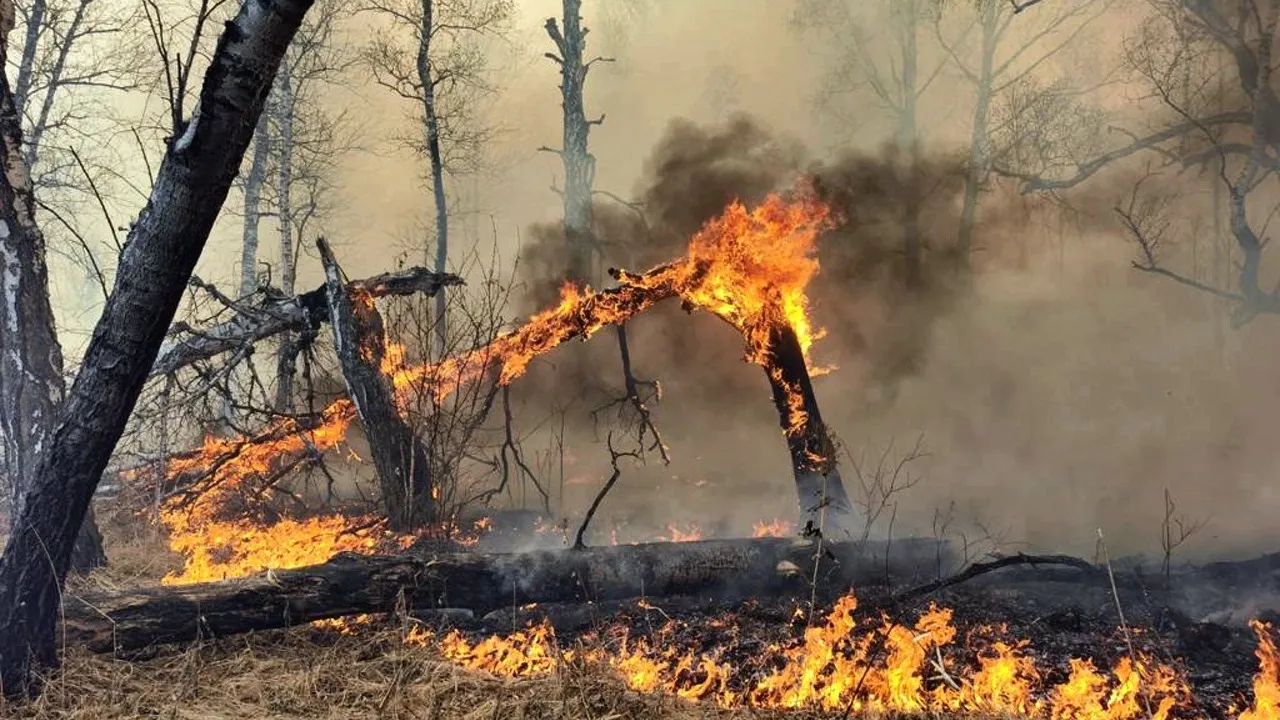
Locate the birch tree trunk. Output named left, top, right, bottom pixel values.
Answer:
left=0, top=0, right=314, bottom=695
left=0, top=0, right=104, bottom=574
left=240, top=114, right=272, bottom=298
left=418, top=0, right=449, bottom=358
left=274, top=58, right=297, bottom=411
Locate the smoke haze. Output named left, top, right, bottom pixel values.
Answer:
left=37, top=1, right=1280, bottom=561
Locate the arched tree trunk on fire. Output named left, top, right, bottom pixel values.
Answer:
left=0, top=0, right=315, bottom=695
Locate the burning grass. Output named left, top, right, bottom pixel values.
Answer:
left=15, top=588, right=1278, bottom=720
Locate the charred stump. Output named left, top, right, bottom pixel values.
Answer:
left=763, top=324, right=858, bottom=536
left=317, top=239, right=434, bottom=530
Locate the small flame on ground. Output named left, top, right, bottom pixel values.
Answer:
left=752, top=518, right=795, bottom=538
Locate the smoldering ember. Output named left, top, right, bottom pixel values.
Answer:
left=4, top=1, right=1280, bottom=719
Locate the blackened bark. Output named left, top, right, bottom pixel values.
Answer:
left=318, top=239, right=435, bottom=530
left=61, top=537, right=953, bottom=653
left=69, top=506, right=106, bottom=571
left=763, top=324, right=857, bottom=536
left=0, top=0, right=315, bottom=696
left=150, top=266, right=461, bottom=378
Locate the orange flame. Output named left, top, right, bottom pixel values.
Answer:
left=146, top=185, right=837, bottom=582
left=387, top=590, right=1229, bottom=717
left=1241, top=621, right=1279, bottom=720
left=752, top=518, right=795, bottom=538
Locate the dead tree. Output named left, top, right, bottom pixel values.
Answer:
left=0, top=0, right=314, bottom=696
left=995, top=2, right=1280, bottom=326
left=934, top=0, right=1111, bottom=265
left=0, top=0, right=104, bottom=574
left=544, top=1, right=665, bottom=474
left=151, top=266, right=462, bottom=378
left=362, top=0, right=512, bottom=356
left=318, top=239, right=436, bottom=530
left=544, top=0, right=601, bottom=284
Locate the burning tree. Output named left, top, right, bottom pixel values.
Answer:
left=147, top=181, right=862, bottom=576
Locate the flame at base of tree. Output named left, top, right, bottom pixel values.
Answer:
left=389, top=591, right=1278, bottom=719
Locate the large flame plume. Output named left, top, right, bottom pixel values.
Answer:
left=145, top=183, right=836, bottom=583
left=388, top=590, right=1277, bottom=719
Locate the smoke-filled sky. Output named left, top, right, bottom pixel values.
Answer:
left=31, top=0, right=1280, bottom=560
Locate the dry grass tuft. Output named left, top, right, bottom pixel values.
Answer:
left=5, top=628, right=829, bottom=720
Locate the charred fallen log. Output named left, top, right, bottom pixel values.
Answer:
left=762, top=324, right=857, bottom=536
left=319, top=239, right=435, bottom=530
left=150, top=265, right=462, bottom=378
left=62, top=537, right=953, bottom=654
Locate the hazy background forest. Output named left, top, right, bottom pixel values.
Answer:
left=14, top=0, right=1277, bottom=562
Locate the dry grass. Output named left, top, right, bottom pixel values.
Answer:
left=3, top=628, right=840, bottom=720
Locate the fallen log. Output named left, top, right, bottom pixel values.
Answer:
left=62, top=536, right=955, bottom=654
left=151, top=265, right=463, bottom=378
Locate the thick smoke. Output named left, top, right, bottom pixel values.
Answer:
left=514, top=115, right=969, bottom=413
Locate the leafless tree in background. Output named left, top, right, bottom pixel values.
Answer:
left=934, top=0, right=1112, bottom=266
left=362, top=0, right=512, bottom=358
left=796, top=0, right=951, bottom=288
left=1003, top=1, right=1280, bottom=327
left=230, top=0, right=356, bottom=412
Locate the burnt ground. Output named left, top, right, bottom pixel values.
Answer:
left=433, top=586, right=1260, bottom=718
left=411, top=519, right=1277, bottom=719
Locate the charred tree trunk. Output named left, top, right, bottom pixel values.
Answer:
left=318, top=239, right=435, bottom=530
left=0, top=0, right=314, bottom=695
left=763, top=324, right=857, bottom=536
left=62, top=537, right=954, bottom=653
left=417, top=0, right=450, bottom=357
left=0, top=3, right=105, bottom=575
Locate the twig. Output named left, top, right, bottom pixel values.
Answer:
left=573, top=433, right=639, bottom=550
left=884, top=552, right=1101, bottom=607
left=1098, top=527, right=1154, bottom=719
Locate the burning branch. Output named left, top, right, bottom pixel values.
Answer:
left=152, top=265, right=463, bottom=378
left=155, top=186, right=860, bottom=539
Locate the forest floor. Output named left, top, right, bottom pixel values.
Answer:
left=2, top=529, right=1273, bottom=719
